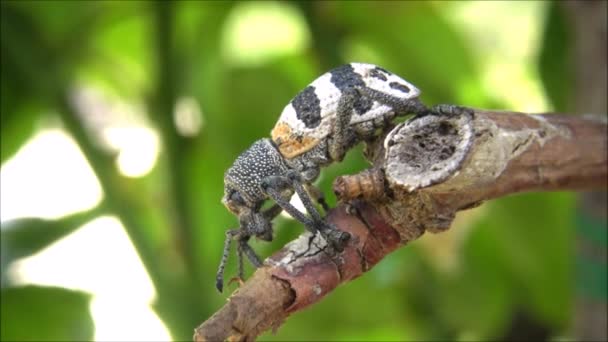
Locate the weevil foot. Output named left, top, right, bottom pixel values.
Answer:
left=412, top=104, right=473, bottom=120
left=216, top=276, right=225, bottom=293
left=227, top=276, right=245, bottom=288
left=320, top=223, right=350, bottom=252
left=430, top=104, right=473, bottom=117
left=344, top=202, right=359, bottom=216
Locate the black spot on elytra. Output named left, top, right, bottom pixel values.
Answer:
left=292, top=85, right=321, bottom=128
left=330, top=64, right=372, bottom=115
left=370, top=67, right=388, bottom=81
left=375, top=66, right=391, bottom=74
left=389, top=82, right=410, bottom=93
left=330, top=64, right=365, bottom=90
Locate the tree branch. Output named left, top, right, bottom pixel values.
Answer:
left=194, top=108, right=607, bottom=341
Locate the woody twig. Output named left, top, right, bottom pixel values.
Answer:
left=194, top=109, right=607, bottom=342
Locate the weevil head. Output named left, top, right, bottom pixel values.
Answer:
left=221, top=186, right=273, bottom=238
left=351, top=63, right=421, bottom=100
left=222, top=185, right=249, bottom=216
left=222, top=138, right=289, bottom=215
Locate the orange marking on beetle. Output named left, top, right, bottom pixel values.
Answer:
left=271, top=122, right=319, bottom=159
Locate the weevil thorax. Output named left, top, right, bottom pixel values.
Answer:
left=223, top=138, right=289, bottom=215
left=271, top=63, right=421, bottom=159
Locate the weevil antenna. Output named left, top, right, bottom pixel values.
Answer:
left=216, top=229, right=240, bottom=292
left=262, top=204, right=283, bottom=220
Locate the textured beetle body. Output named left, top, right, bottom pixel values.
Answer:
left=224, top=139, right=290, bottom=208
left=272, top=63, right=421, bottom=159
left=217, top=63, right=426, bottom=292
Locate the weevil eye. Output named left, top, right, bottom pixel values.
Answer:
left=230, top=190, right=246, bottom=206
left=223, top=188, right=247, bottom=214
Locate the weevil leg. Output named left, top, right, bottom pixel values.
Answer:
left=262, top=174, right=350, bottom=251
left=285, top=171, right=323, bottom=222
left=429, top=104, right=473, bottom=117
left=409, top=104, right=473, bottom=122
left=227, top=242, right=246, bottom=289
left=217, top=231, right=263, bottom=292
left=329, top=88, right=359, bottom=162
left=300, top=167, right=329, bottom=211
left=305, top=183, right=330, bottom=212
left=239, top=237, right=263, bottom=268
left=286, top=171, right=350, bottom=250
left=262, top=178, right=317, bottom=231
left=227, top=277, right=245, bottom=288
left=330, top=87, right=428, bottom=161
left=262, top=204, right=283, bottom=220
left=216, top=228, right=241, bottom=293
left=357, top=87, right=428, bottom=117
left=237, top=240, right=245, bottom=280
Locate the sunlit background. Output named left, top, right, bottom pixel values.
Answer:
left=1, top=1, right=606, bottom=341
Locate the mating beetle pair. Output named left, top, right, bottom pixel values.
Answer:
left=216, top=63, right=428, bottom=292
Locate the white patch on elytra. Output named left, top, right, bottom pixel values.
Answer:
left=276, top=103, right=305, bottom=133
left=366, top=72, right=419, bottom=100
left=273, top=62, right=422, bottom=147
left=311, top=72, right=341, bottom=120
left=275, top=73, right=338, bottom=140
left=309, top=72, right=342, bottom=139
left=350, top=62, right=371, bottom=76
left=353, top=62, right=421, bottom=101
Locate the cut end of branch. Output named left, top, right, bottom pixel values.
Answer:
left=384, top=111, right=474, bottom=191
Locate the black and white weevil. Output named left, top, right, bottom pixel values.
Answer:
left=216, top=63, right=428, bottom=292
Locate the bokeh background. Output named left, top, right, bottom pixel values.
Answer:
left=1, top=1, right=606, bottom=341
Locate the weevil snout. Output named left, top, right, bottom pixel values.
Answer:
left=240, top=210, right=273, bottom=241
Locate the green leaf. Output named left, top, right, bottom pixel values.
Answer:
left=331, top=1, right=488, bottom=107
left=1, top=285, right=94, bottom=341
left=473, top=192, right=576, bottom=330
left=82, top=2, right=153, bottom=98
left=538, top=2, right=574, bottom=111
left=0, top=83, right=42, bottom=164
left=0, top=4, right=44, bottom=164
left=444, top=221, right=514, bottom=338
left=1, top=207, right=103, bottom=285
left=0, top=1, right=81, bottom=164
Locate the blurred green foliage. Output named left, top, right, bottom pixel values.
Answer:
left=538, top=1, right=574, bottom=112
left=1, top=286, right=93, bottom=341
left=0, top=1, right=587, bottom=341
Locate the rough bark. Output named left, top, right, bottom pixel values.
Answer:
left=194, top=109, right=607, bottom=342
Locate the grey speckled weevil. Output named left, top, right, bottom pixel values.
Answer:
left=216, top=63, right=428, bottom=292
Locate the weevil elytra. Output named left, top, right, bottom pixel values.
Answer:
left=216, top=63, right=427, bottom=292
